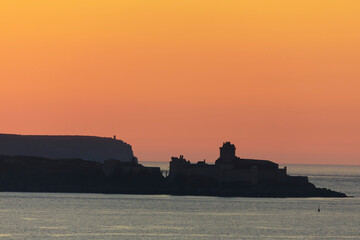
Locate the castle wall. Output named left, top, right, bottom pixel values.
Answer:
left=257, top=169, right=278, bottom=182
left=222, top=169, right=252, bottom=182
left=168, top=143, right=303, bottom=186
left=176, top=167, right=220, bottom=180
left=169, top=159, right=285, bottom=184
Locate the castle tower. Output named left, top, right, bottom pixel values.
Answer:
left=220, top=142, right=236, bottom=160
left=169, top=155, right=189, bottom=178
left=215, top=142, right=237, bottom=165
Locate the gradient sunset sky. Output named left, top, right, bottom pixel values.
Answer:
left=1, top=1, right=359, bottom=165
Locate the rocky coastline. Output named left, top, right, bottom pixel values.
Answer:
left=0, top=154, right=347, bottom=198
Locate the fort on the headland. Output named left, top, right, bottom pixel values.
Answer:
left=166, top=142, right=346, bottom=197
left=169, top=142, right=307, bottom=185
left=0, top=135, right=347, bottom=197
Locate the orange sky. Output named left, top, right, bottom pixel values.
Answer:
left=1, top=0, right=360, bottom=165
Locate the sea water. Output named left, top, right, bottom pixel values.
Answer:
left=0, top=164, right=359, bottom=240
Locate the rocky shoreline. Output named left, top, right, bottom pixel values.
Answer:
left=0, top=155, right=347, bottom=198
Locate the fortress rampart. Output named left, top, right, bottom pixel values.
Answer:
left=169, top=142, right=304, bottom=185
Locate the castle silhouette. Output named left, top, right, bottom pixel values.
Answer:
left=170, top=142, right=295, bottom=185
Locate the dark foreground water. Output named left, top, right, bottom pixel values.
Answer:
left=0, top=164, right=359, bottom=240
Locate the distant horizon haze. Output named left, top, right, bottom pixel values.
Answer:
left=1, top=1, right=359, bottom=165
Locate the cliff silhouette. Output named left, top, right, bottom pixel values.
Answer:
left=0, top=134, right=134, bottom=162
left=0, top=138, right=348, bottom=197
left=0, top=155, right=164, bottom=194
left=0, top=154, right=347, bottom=198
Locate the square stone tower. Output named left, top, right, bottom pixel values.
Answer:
left=219, top=142, right=236, bottom=162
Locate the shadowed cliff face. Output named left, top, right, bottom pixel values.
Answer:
left=0, top=134, right=134, bottom=162
left=0, top=155, right=164, bottom=194
left=0, top=154, right=347, bottom=197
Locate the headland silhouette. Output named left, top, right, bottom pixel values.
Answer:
left=0, top=134, right=347, bottom=197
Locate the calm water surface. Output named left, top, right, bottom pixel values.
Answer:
left=0, top=164, right=359, bottom=240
